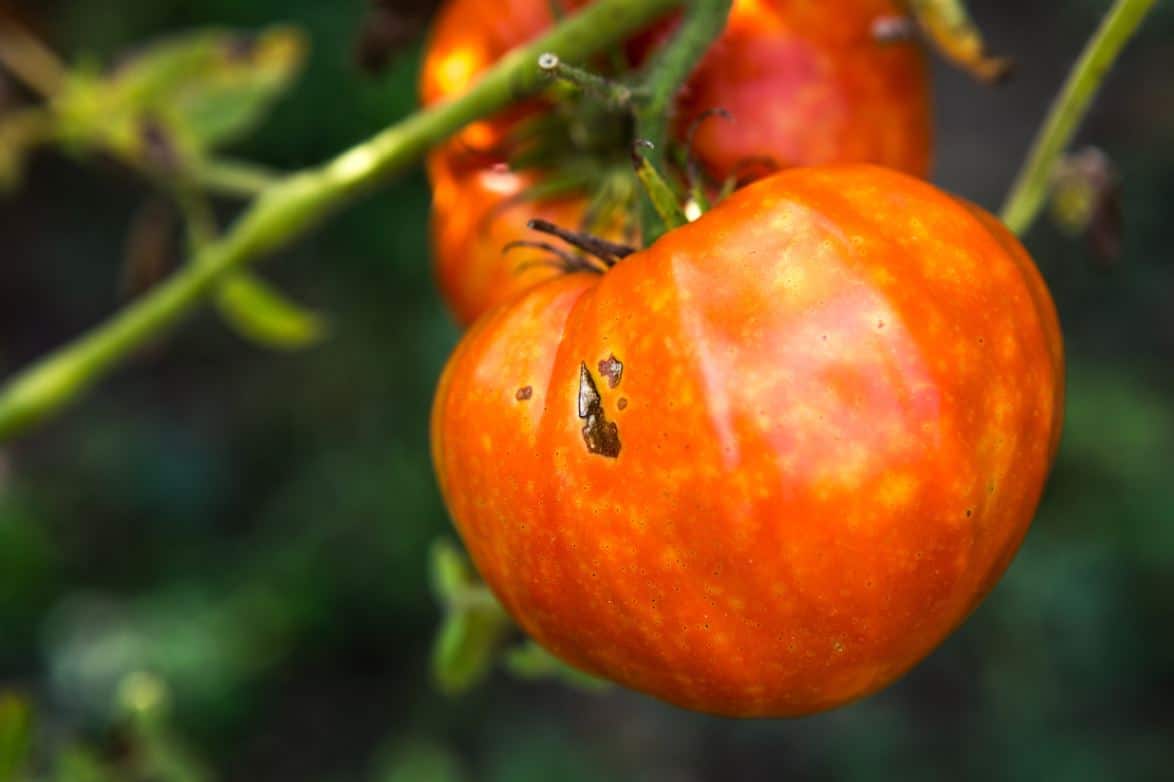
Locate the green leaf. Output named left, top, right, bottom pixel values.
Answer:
left=429, top=539, right=471, bottom=603
left=432, top=601, right=512, bottom=695
left=502, top=642, right=610, bottom=691
left=52, top=27, right=307, bottom=167
left=429, top=540, right=512, bottom=695
left=0, top=695, right=32, bottom=782
left=214, top=272, right=327, bottom=351
left=166, top=28, right=307, bottom=149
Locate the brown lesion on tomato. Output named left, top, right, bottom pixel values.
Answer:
left=516, top=385, right=533, bottom=401
left=617, top=397, right=628, bottom=411
left=598, top=354, right=623, bottom=388
left=578, top=362, right=621, bottom=458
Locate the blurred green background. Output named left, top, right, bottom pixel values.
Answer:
left=1, top=1, right=1173, bottom=780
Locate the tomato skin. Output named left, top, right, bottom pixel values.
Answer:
left=676, top=0, right=931, bottom=179
left=431, top=165, right=1064, bottom=717
left=421, top=0, right=932, bottom=326
left=429, top=155, right=599, bottom=327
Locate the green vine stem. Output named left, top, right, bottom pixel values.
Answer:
left=0, top=0, right=688, bottom=442
left=633, top=0, right=732, bottom=241
left=1000, top=0, right=1157, bottom=235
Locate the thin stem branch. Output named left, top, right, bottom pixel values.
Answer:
left=192, top=159, right=283, bottom=199
left=538, top=52, right=638, bottom=108
left=0, top=0, right=685, bottom=442
left=1000, top=0, right=1156, bottom=235
left=633, top=0, right=732, bottom=241
left=0, top=21, right=66, bottom=96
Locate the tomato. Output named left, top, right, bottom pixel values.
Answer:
left=421, top=0, right=932, bottom=326
left=431, top=165, right=1064, bottom=717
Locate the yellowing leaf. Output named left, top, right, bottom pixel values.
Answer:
left=907, top=0, right=1012, bottom=83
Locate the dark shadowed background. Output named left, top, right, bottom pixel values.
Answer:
left=1, top=1, right=1172, bottom=780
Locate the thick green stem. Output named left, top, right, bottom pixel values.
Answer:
left=0, top=0, right=685, bottom=442
left=634, top=0, right=732, bottom=241
left=1000, top=0, right=1156, bottom=235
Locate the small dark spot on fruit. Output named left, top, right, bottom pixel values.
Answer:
left=598, top=354, right=624, bottom=388
left=617, top=397, right=628, bottom=410
left=965, top=507, right=974, bottom=518
left=516, top=385, right=533, bottom=401
left=876, top=319, right=886, bottom=330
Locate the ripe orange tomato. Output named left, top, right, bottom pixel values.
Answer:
left=431, top=165, right=1064, bottom=717
left=421, top=0, right=932, bottom=326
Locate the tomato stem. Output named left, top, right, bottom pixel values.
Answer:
left=538, top=52, right=640, bottom=109
left=633, top=0, right=733, bottom=241
left=1000, top=0, right=1157, bottom=235
left=0, top=0, right=688, bottom=442
left=632, top=140, right=688, bottom=232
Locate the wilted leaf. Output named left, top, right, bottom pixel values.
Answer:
left=907, top=0, right=1013, bottom=83
left=1049, top=146, right=1123, bottom=265
left=215, top=272, right=328, bottom=351
left=0, top=695, right=32, bottom=782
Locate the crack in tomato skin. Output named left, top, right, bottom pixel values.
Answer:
left=420, top=0, right=932, bottom=327
left=431, top=165, right=1064, bottom=718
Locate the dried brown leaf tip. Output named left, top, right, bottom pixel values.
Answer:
left=1050, top=147, right=1123, bottom=266
left=907, top=0, right=1013, bottom=84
